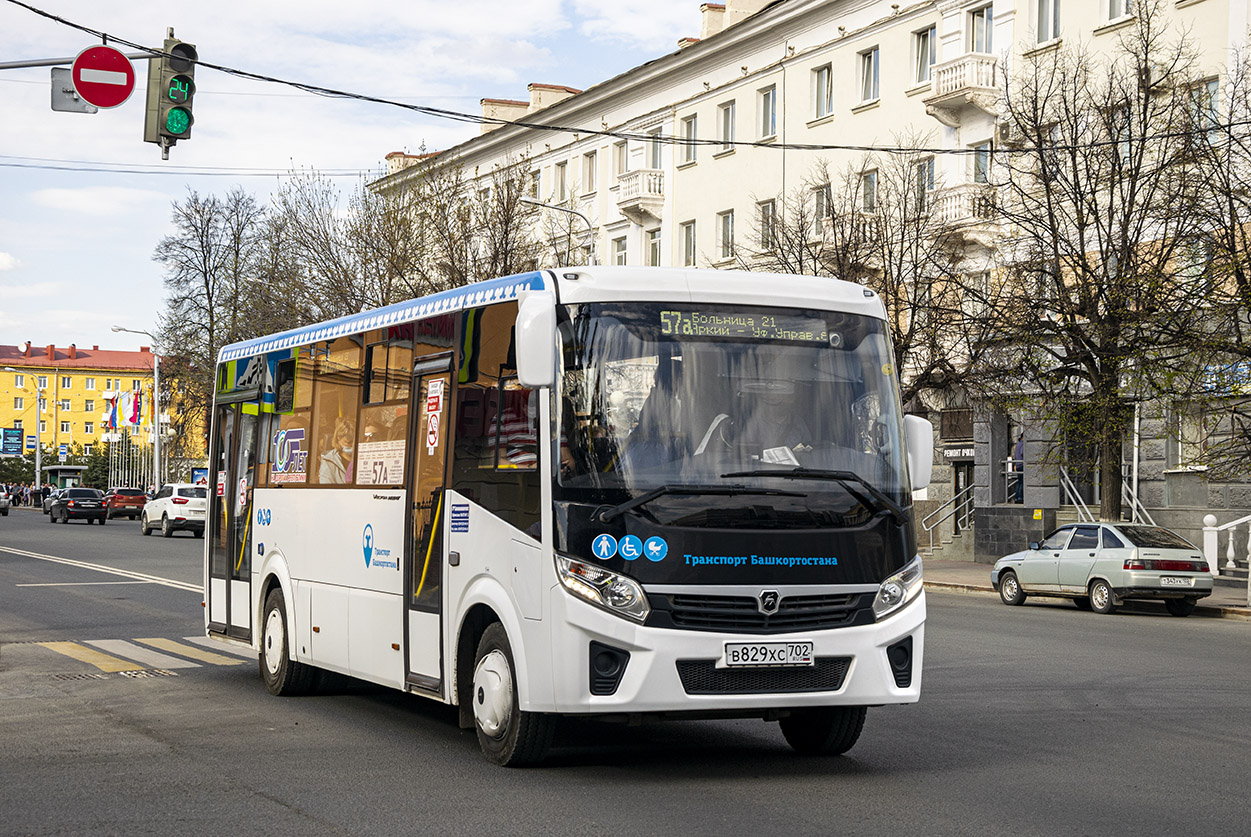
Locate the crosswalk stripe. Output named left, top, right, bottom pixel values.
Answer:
left=85, top=639, right=201, bottom=669
left=183, top=635, right=256, bottom=659
left=135, top=637, right=245, bottom=666
left=38, top=641, right=139, bottom=672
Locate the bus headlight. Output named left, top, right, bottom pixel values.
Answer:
left=555, top=554, right=650, bottom=623
left=872, top=556, right=923, bottom=620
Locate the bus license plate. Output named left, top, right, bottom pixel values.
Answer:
left=1160, top=576, right=1194, bottom=587
left=724, top=641, right=814, bottom=668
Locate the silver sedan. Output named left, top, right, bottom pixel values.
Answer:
left=991, top=523, right=1214, bottom=616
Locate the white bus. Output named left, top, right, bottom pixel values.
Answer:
left=205, top=266, right=933, bottom=765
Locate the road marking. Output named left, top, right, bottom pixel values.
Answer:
left=136, top=637, right=245, bottom=666
left=38, top=641, right=139, bottom=672
left=0, top=545, right=199, bottom=592
left=183, top=635, right=256, bottom=658
left=85, top=639, right=201, bottom=669
left=17, top=581, right=156, bottom=587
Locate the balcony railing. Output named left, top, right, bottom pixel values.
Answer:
left=924, top=53, right=999, bottom=127
left=933, top=183, right=998, bottom=226
left=616, top=169, right=664, bottom=222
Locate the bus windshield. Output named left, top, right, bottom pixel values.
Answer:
left=556, top=302, right=910, bottom=515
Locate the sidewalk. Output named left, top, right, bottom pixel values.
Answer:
left=924, top=559, right=1251, bottom=621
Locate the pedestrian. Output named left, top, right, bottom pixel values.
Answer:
left=1013, top=433, right=1025, bottom=503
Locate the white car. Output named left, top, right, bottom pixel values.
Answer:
left=0, top=489, right=10, bottom=516
left=141, top=483, right=208, bottom=538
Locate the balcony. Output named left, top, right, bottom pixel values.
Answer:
left=923, top=53, right=999, bottom=128
left=932, top=184, right=999, bottom=245
left=616, top=169, right=664, bottom=223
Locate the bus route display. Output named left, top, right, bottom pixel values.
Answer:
left=659, top=309, right=829, bottom=343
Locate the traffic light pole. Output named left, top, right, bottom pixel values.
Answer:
left=0, top=53, right=152, bottom=70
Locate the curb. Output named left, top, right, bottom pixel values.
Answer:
left=924, top=581, right=1251, bottom=621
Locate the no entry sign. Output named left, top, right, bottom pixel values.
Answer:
left=71, top=45, right=135, bottom=109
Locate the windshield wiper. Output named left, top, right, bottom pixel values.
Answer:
left=592, top=484, right=806, bottom=523
left=720, top=468, right=908, bottom=525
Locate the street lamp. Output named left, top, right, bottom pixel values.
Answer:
left=3, top=366, right=41, bottom=487
left=519, top=196, right=598, bottom=265
left=111, top=327, right=161, bottom=489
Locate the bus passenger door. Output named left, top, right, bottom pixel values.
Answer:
left=405, top=357, right=453, bottom=694
left=208, top=401, right=259, bottom=642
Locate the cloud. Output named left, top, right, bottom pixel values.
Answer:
left=572, top=0, right=700, bottom=52
left=0, top=252, right=20, bottom=271
left=30, top=187, right=170, bottom=217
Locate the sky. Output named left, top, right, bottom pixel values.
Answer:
left=0, top=0, right=700, bottom=353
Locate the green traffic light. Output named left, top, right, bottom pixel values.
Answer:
left=165, top=107, right=192, bottom=136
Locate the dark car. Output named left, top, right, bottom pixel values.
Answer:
left=49, top=487, right=107, bottom=524
left=103, top=487, right=147, bottom=520
left=42, top=488, right=63, bottom=515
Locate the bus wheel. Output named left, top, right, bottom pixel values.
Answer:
left=472, top=623, right=554, bottom=767
left=779, top=706, right=867, bottom=756
left=260, top=588, right=315, bottom=696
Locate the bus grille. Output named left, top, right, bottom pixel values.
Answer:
left=647, top=592, right=875, bottom=634
left=675, top=657, right=851, bottom=695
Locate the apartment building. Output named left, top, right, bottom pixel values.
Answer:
left=374, top=0, right=1251, bottom=561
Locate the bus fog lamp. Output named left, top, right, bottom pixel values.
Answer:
left=556, top=554, right=650, bottom=623
left=872, top=556, right=923, bottom=620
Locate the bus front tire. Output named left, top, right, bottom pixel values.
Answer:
left=472, top=622, right=554, bottom=767
left=779, top=706, right=867, bottom=756
left=260, top=589, right=315, bottom=697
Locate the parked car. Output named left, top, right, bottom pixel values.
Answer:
left=141, top=483, right=208, bottom=538
left=0, top=489, right=10, bottom=516
left=102, top=487, right=147, bottom=520
left=48, top=487, right=107, bottom=524
left=992, top=523, right=1214, bottom=616
left=42, top=488, right=63, bottom=515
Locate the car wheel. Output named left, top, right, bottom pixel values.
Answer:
left=1089, top=579, right=1117, bottom=614
left=998, top=571, right=1027, bottom=606
left=1165, top=597, right=1197, bottom=617
left=194, top=529, right=204, bottom=539
left=472, top=622, right=555, bottom=766
left=1074, top=596, right=1092, bottom=611
left=260, top=588, right=316, bottom=696
left=48, top=510, right=56, bottom=523
left=779, top=706, right=867, bottom=756
left=141, top=514, right=151, bottom=536
left=129, top=515, right=137, bottom=521
left=99, top=516, right=106, bottom=525
left=161, top=515, right=173, bottom=538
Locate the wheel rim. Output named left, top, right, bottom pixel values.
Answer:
left=1003, top=575, right=1019, bottom=600
left=263, top=607, right=285, bottom=676
left=1091, top=582, right=1109, bottom=610
left=473, top=649, right=513, bottom=739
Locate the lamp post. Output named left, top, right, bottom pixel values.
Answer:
left=111, top=327, right=161, bottom=489
left=3, top=366, right=41, bottom=487
left=519, top=196, right=598, bottom=265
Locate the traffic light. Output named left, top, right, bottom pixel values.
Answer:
left=143, top=35, right=197, bottom=157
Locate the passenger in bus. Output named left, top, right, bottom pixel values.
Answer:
left=737, top=380, right=812, bottom=454
left=319, top=417, right=355, bottom=484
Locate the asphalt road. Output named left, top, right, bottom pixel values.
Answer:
left=1, top=508, right=1249, bottom=836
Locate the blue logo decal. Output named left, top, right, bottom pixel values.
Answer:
left=644, top=536, right=669, bottom=562
left=593, top=533, right=617, bottom=560
left=363, top=524, right=374, bottom=567
left=258, top=542, right=264, bottom=557
left=618, top=534, right=643, bottom=561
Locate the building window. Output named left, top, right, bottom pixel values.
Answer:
left=13, top=397, right=23, bottom=410
left=38, top=397, right=47, bottom=412
left=84, top=444, right=93, bottom=456
left=84, top=399, right=94, bottom=412
left=613, top=141, right=628, bottom=177
left=60, top=421, right=70, bottom=434
left=759, top=85, right=777, bottom=138
left=1108, top=0, right=1131, bottom=20
left=647, top=229, right=662, bottom=266
left=582, top=150, right=597, bottom=194
left=12, top=420, right=21, bottom=430
left=132, top=379, right=141, bottom=390
left=39, top=421, right=47, bottom=433
left=59, top=399, right=71, bottom=412
left=680, top=115, right=698, bottom=164
left=681, top=221, right=697, bottom=266
left=84, top=377, right=96, bottom=390
left=915, top=27, right=936, bottom=84
left=718, top=101, right=736, bottom=151
left=613, top=236, right=627, bottom=265
left=971, top=5, right=993, bottom=53
left=860, top=48, right=880, bottom=102
left=61, top=376, right=72, bottom=388
left=648, top=130, right=663, bottom=169
left=37, top=375, right=48, bottom=388
left=861, top=170, right=879, bottom=213
left=757, top=200, right=776, bottom=249
left=915, top=157, right=936, bottom=210
left=554, top=162, right=567, bottom=201
left=813, top=64, right=833, bottom=119
left=13, top=374, right=24, bottom=387
left=527, top=170, right=539, bottom=198
left=813, top=184, right=832, bottom=236
left=717, top=210, right=735, bottom=259
left=85, top=422, right=94, bottom=434
left=972, top=142, right=992, bottom=183
left=1171, top=401, right=1215, bottom=469
left=1037, top=0, right=1059, bottom=43
left=1191, top=78, right=1219, bottom=135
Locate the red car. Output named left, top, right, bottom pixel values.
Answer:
left=103, top=487, right=148, bottom=520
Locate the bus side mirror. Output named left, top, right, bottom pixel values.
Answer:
left=515, top=291, right=556, bottom=388
left=904, top=415, right=933, bottom=490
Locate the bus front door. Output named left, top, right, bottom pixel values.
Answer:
left=405, top=358, right=453, bottom=694
left=208, top=401, right=259, bottom=642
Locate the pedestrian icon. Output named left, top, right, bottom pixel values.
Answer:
left=619, top=535, right=643, bottom=561
left=644, top=537, right=668, bottom=562
left=593, top=534, right=617, bottom=560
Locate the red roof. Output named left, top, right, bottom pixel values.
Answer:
left=0, top=343, right=155, bottom=372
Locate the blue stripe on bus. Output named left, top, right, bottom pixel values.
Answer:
left=217, top=271, right=549, bottom=363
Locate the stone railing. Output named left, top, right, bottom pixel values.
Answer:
left=930, top=53, right=999, bottom=99
left=932, top=183, right=998, bottom=226
left=616, top=169, right=664, bottom=222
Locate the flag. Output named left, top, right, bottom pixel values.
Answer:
left=129, top=390, right=141, bottom=425
left=106, top=394, right=118, bottom=430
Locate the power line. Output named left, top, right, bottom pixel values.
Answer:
left=0, top=153, right=379, bottom=177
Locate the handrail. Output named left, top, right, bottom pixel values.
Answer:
left=1120, top=477, right=1156, bottom=526
left=1207, top=510, right=1251, bottom=533
left=1058, top=466, right=1095, bottom=522
left=920, top=483, right=975, bottom=553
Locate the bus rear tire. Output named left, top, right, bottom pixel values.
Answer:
left=260, top=588, right=316, bottom=696
left=779, top=706, right=867, bottom=756
left=472, top=622, right=554, bottom=767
